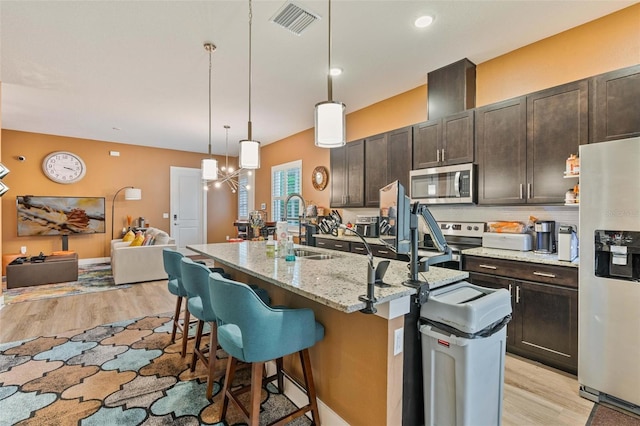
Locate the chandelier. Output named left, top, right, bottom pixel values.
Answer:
left=210, top=125, right=251, bottom=194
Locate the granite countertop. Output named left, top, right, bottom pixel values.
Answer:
left=462, top=247, right=579, bottom=268
left=187, top=241, right=468, bottom=313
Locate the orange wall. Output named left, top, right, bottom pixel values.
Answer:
left=1, top=130, right=237, bottom=259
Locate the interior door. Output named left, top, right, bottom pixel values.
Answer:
left=170, top=167, right=206, bottom=252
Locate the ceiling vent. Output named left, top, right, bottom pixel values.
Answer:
left=270, top=1, right=320, bottom=36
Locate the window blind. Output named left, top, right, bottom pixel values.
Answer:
left=271, top=160, right=302, bottom=224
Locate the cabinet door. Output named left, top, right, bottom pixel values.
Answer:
left=387, top=126, right=413, bottom=190
left=365, top=133, right=388, bottom=206
left=330, top=145, right=347, bottom=207
left=412, top=120, right=440, bottom=169
left=514, top=280, right=578, bottom=373
left=475, top=97, right=527, bottom=204
left=442, top=110, right=474, bottom=165
left=527, top=80, right=588, bottom=204
left=345, top=140, right=365, bottom=207
left=467, top=272, right=516, bottom=346
left=590, top=64, right=640, bottom=143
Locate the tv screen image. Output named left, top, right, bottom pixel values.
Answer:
left=17, top=196, right=106, bottom=236
left=379, top=181, right=411, bottom=254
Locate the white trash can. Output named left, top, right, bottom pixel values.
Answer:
left=419, top=281, right=512, bottom=426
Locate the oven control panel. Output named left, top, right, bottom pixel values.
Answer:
left=438, top=222, right=486, bottom=237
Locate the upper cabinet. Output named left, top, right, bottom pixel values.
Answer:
left=427, top=58, right=476, bottom=121
left=330, top=140, right=365, bottom=208
left=365, top=127, right=412, bottom=207
left=590, top=64, right=640, bottom=143
left=476, top=80, right=588, bottom=205
left=476, top=97, right=528, bottom=205
left=413, top=110, right=475, bottom=169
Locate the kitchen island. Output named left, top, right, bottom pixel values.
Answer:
left=187, top=241, right=468, bottom=426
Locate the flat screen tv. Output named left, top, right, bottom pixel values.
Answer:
left=379, top=181, right=411, bottom=254
left=17, top=195, right=106, bottom=236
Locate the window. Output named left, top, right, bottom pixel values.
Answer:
left=271, top=160, right=302, bottom=225
left=238, top=171, right=254, bottom=220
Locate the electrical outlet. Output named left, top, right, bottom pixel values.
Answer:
left=162, top=213, right=169, bottom=219
left=20, top=246, right=27, bottom=255
left=394, top=328, right=404, bottom=356
left=261, top=203, right=266, bottom=210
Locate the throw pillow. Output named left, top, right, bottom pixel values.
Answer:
left=154, top=231, right=171, bottom=245
left=130, top=231, right=145, bottom=247
left=122, top=230, right=135, bottom=242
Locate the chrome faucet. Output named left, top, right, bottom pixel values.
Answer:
left=284, top=193, right=306, bottom=221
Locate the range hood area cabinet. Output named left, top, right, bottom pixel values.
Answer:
left=590, top=64, right=640, bottom=143
left=329, top=140, right=365, bottom=208
left=427, top=58, right=476, bottom=121
left=476, top=79, right=588, bottom=205
left=413, top=109, right=475, bottom=169
left=364, top=126, right=412, bottom=207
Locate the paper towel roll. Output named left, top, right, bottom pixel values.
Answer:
left=276, top=221, right=288, bottom=257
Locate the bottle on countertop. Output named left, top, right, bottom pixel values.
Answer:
left=285, top=235, right=295, bottom=262
left=266, top=235, right=276, bottom=258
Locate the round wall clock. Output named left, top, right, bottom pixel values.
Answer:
left=42, top=151, right=87, bottom=184
left=312, top=166, right=329, bottom=191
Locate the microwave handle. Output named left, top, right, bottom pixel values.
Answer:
left=454, top=171, right=461, bottom=197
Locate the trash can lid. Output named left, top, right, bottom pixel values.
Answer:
left=420, top=281, right=512, bottom=334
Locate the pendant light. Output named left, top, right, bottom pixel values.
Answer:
left=202, top=42, right=218, bottom=181
left=315, top=0, right=346, bottom=148
left=239, top=0, right=261, bottom=169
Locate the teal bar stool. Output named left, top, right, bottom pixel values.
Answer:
left=180, top=257, right=222, bottom=400
left=209, top=274, right=325, bottom=426
left=162, top=248, right=190, bottom=357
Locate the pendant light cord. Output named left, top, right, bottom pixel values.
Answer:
left=206, top=43, right=214, bottom=158
left=247, top=0, right=254, bottom=141
left=327, top=0, right=333, bottom=102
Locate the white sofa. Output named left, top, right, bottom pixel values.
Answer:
left=110, top=228, right=176, bottom=285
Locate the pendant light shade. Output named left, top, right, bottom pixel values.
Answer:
left=314, top=0, right=346, bottom=148
left=239, top=139, right=260, bottom=169
left=201, top=158, right=218, bottom=181
left=315, top=101, right=346, bottom=147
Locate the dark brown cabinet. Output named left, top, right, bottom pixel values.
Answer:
left=464, top=256, right=578, bottom=374
left=427, top=58, right=476, bottom=121
left=413, top=110, right=474, bottom=169
left=315, top=238, right=351, bottom=252
left=475, top=97, right=527, bottom=205
left=476, top=79, right=588, bottom=205
left=330, top=140, right=365, bottom=208
left=364, top=127, right=412, bottom=207
left=590, top=64, right=640, bottom=143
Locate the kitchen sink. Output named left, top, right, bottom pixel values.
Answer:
left=294, top=249, right=336, bottom=260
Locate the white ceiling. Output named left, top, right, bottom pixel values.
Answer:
left=0, top=1, right=635, bottom=156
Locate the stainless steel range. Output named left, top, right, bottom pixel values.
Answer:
left=418, top=221, right=485, bottom=270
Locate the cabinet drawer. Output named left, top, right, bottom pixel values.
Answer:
left=316, top=239, right=351, bottom=252
left=464, top=256, right=577, bottom=288
left=351, top=242, right=398, bottom=259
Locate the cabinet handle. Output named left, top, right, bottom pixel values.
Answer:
left=479, top=264, right=497, bottom=270
left=516, top=286, right=521, bottom=303
left=533, top=271, right=556, bottom=278
left=436, top=149, right=440, bottom=162
left=378, top=250, right=389, bottom=254
left=519, top=184, right=524, bottom=199
left=508, top=284, right=512, bottom=295
left=335, top=244, right=343, bottom=248
left=527, top=183, right=532, bottom=199
left=354, top=247, right=365, bottom=251
left=441, top=149, right=445, bottom=162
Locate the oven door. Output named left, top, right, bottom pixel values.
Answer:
left=410, top=163, right=475, bottom=204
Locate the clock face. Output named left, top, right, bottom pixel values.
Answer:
left=42, top=151, right=87, bottom=184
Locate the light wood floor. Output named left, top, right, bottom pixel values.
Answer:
left=0, top=281, right=593, bottom=425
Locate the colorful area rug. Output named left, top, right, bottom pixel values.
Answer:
left=2, top=263, right=132, bottom=305
left=0, top=312, right=310, bottom=425
left=587, top=402, right=640, bottom=426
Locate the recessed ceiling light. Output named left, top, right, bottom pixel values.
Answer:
left=330, top=67, right=343, bottom=76
left=414, top=15, right=434, bottom=28
left=112, top=127, right=121, bottom=131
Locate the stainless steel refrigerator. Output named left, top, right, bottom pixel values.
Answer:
left=579, top=137, right=640, bottom=414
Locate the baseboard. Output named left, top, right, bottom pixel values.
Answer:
left=265, top=361, right=349, bottom=426
left=79, top=257, right=110, bottom=266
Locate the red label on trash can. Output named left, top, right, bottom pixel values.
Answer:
left=437, top=339, right=450, bottom=348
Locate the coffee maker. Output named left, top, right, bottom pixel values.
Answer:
left=534, top=220, right=555, bottom=254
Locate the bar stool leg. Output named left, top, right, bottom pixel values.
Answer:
left=181, top=309, right=191, bottom=358
left=206, top=321, right=218, bottom=400
left=276, top=357, right=284, bottom=393
left=191, top=319, right=204, bottom=372
left=300, top=349, right=321, bottom=425
left=221, top=357, right=237, bottom=420
left=170, top=296, right=183, bottom=344
left=250, top=361, right=264, bottom=426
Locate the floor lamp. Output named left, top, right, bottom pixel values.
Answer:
left=111, top=186, right=142, bottom=239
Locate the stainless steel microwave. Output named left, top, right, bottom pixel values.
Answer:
left=410, top=163, right=476, bottom=204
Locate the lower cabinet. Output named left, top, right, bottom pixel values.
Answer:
left=315, top=238, right=351, bottom=252
left=464, top=256, right=578, bottom=374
